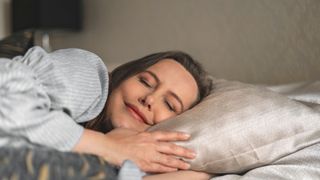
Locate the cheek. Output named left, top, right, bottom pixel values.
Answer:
left=106, top=83, right=146, bottom=130
left=153, top=110, right=176, bottom=124
left=120, top=80, right=146, bottom=100
left=107, top=93, right=130, bottom=128
left=106, top=91, right=121, bottom=121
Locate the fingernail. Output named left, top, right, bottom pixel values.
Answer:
left=183, top=133, right=190, bottom=138
left=189, top=152, right=197, bottom=158
left=184, top=163, right=191, bottom=169
left=170, top=168, right=178, bottom=172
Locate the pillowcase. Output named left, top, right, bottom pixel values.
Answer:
left=148, top=78, right=320, bottom=174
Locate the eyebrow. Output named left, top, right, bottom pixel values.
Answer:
left=144, top=70, right=185, bottom=112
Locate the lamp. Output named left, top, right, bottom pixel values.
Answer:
left=11, top=0, right=83, bottom=51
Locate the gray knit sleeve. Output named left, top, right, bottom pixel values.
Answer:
left=0, top=46, right=109, bottom=151
left=0, top=57, right=84, bottom=150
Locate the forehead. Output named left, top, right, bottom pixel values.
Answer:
left=145, top=59, right=199, bottom=109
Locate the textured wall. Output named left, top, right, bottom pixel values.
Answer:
left=4, top=0, right=319, bottom=84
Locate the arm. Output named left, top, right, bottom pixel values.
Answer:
left=0, top=59, right=84, bottom=150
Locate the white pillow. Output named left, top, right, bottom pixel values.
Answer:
left=148, top=78, right=320, bottom=174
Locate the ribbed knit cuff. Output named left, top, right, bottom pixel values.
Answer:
left=26, top=111, right=85, bottom=151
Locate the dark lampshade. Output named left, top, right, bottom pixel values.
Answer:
left=11, top=0, right=83, bottom=33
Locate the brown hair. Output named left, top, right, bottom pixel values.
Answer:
left=85, top=51, right=213, bottom=132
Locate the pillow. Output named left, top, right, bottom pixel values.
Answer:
left=148, top=78, right=320, bottom=174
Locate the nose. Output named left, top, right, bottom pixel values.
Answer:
left=138, top=94, right=154, bottom=111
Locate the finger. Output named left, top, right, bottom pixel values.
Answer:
left=150, top=131, right=190, bottom=141
left=139, top=162, right=178, bottom=173
left=156, top=142, right=196, bottom=159
left=154, top=153, right=191, bottom=170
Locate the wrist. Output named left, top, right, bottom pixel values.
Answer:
left=72, top=129, right=120, bottom=165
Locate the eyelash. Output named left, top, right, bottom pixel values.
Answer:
left=139, top=77, right=152, bottom=88
left=165, top=100, right=176, bottom=112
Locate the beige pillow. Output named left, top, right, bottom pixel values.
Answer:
left=148, top=78, right=320, bottom=174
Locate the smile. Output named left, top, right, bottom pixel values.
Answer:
left=125, top=103, right=149, bottom=125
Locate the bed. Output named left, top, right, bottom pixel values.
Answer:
left=1, top=31, right=320, bottom=180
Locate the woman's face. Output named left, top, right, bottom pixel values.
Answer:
left=106, top=59, right=198, bottom=132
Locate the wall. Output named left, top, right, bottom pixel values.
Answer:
left=0, top=0, right=10, bottom=39
left=2, top=0, right=320, bottom=84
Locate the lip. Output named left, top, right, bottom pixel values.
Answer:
left=125, top=103, right=149, bottom=125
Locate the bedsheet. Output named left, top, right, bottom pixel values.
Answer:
left=267, top=81, right=320, bottom=111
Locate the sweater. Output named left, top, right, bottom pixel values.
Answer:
left=0, top=46, right=109, bottom=150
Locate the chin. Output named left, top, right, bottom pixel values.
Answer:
left=123, top=124, right=145, bottom=132
left=111, top=115, right=147, bottom=132
left=112, top=118, right=133, bottom=129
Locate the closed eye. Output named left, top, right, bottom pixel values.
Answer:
left=165, top=100, right=176, bottom=112
left=139, top=77, right=152, bottom=88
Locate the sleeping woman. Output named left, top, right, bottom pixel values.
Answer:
left=0, top=46, right=212, bottom=179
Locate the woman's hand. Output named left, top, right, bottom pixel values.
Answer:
left=73, top=128, right=195, bottom=173
left=103, top=128, right=196, bottom=173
